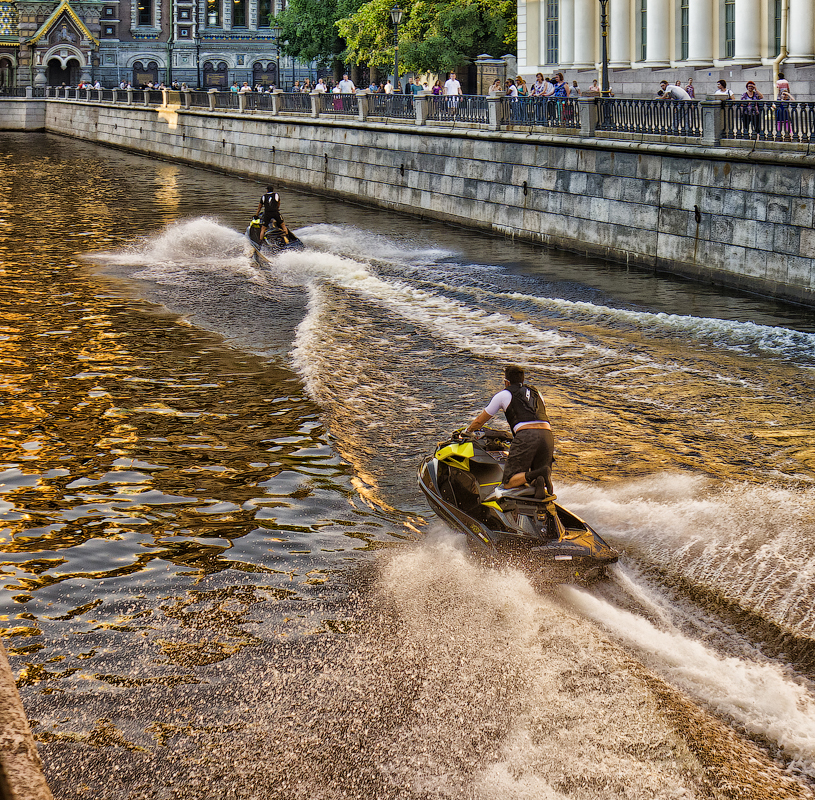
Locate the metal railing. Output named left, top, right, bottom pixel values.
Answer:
left=244, top=92, right=275, bottom=112
left=427, top=94, right=489, bottom=124
left=368, top=93, right=414, bottom=119
left=596, top=98, right=702, bottom=137
left=721, top=100, right=815, bottom=143
left=503, top=96, right=580, bottom=128
left=317, top=92, right=358, bottom=115
left=278, top=91, right=311, bottom=112
left=189, top=91, right=211, bottom=108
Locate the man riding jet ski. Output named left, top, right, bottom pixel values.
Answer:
left=417, top=428, right=619, bottom=583
left=245, top=185, right=303, bottom=261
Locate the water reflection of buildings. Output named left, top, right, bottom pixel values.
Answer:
left=0, top=0, right=300, bottom=89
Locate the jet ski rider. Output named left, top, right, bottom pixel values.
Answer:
left=256, top=185, right=289, bottom=242
left=465, top=365, right=555, bottom=499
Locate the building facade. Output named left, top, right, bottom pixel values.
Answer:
left=517, top=0, right=815, bottom=97
left=0, top=0, right=287, bottom=89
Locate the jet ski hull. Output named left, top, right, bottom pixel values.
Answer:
left=417, top=432, right=619, bottom=584
left=245, top=219, right=303, bottom=264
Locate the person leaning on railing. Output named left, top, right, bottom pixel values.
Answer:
left=774, top=90, right=794, bottom=140
left=740, top=81, right=764, bottom=136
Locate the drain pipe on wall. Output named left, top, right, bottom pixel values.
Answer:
left=772, top=0, right=789, bottom=98
left=0, top=641, right=54, bottom=800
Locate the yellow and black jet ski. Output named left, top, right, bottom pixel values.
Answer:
left=417, top=429, right=619, bottom=583
left=245, top=216, right=303, bottom=263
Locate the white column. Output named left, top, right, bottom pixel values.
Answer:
left=787, top=0, right=815, bottom=62
left=733, top=0, right=761, bottom=62
left=686, top=0, right=713, bottom=64
left=645, top=0, right=670, bottom=65
left=560, top=0, right=575, bottom=67
left=572, top=0, right=595, bottom=68
left=608, top=0, right=631, bottom=67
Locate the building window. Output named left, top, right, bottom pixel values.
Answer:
left=138, top=0, right=152, bottom=26
left=724, top=0, right=735, bottom=58
left=179, top=7, right=190, bottom=19
left=640, top=0, right=647, bottom=60
left=104, top=24, right=116, bottom=35
left=207, top=0, right=220, bottom=26
left=104, top=6, right=114, bottom=16
left=546, top=0, right=558, bottom=64
left=179, top=26, right=191, bottom=37
left=680, top=0, right=688, bottom=60
left=232, top=0, right=246, bottom=27
left=259, top=0, right=272, bottom=27
left=773, top=0, right=782, bottom=56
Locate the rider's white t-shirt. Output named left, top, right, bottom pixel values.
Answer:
left=484, top=388, right=546, bottom=433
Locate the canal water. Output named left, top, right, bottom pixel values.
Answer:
left=2, top=131, right=815, bottom=799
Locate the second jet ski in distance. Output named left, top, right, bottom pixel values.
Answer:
left=417, top=428, right=619, bottom=584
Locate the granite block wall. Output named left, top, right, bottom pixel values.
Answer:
left=21, top=99, right=815, bottom=305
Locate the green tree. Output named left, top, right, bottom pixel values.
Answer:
left=338, top=0, right=516, bottom=76
left=275, top=0, right=363, bottom=72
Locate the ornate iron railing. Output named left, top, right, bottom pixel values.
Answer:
left=596, top=98, right=701, bottom=137
left=368, top=93, right=414, bottom=119
left=278, top=91, right=311, bottom=112
left=503, top=96, right=581, bottom=128
left=317, top=92, right=358, bottom=115
left=210, top=91, right=238, bottom=109
left=427, top=94, right=489, bottom=124
left=244, top=92, right=275, bottom=112
left=189, top=91, right=211, bottom=108
left=721, top=100, right=815, bottom=143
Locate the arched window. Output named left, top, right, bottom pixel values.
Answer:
left=207, top=0, right=220, bottom=27
left=133, top=60, right=159, bottom=86
left=233, top=0, right=246, bottom=27
left=137, top=0, right=152, bottom=26
left=0, top=58, right=13, bottom=88
left=203, top=60, right=228, bottom=87
left=258, top=0, right=272, bottom=27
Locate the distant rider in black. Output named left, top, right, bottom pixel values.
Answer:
left=256, top=186, right=288, bottom=242
left=466, top=365, right=555, bottom=498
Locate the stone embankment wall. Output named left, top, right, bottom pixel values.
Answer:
left=3, top=98, right=815, bottom=306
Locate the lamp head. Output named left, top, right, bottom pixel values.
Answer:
left=390, top=4, right=403, bottom=25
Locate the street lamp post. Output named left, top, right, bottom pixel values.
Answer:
left=390, top=4, right=402, bottom=92
left=598, top=0, right=610, bottom=96
left=194, top=30, right=201, bottom=89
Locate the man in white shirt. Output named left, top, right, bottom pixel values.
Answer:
left=384, top=79, right=393, bottom=94
left=465, top=365, right=554, bottom=497
left=443, top=72, right=462, bottom=97
left=338, top=73, right=356, bottom=93
left=657, top=80, right=691, bottom=100
left=313, top=78, right=327, bottom=93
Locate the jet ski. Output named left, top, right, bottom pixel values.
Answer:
left=417, top=429, right=619, bottom=583
left=245, top=216, right=303, bottom=263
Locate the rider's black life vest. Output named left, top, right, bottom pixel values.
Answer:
left=504, top=383, right=549, bottom=433
left=261, top=192, right=280, bottom=213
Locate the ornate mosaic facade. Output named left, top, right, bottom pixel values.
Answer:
left=0, top=0, right=287, bottom=89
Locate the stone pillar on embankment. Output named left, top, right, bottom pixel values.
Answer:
left=0, top=642, right=54, bottom=800
left=4, top=95, right=815, bottom=307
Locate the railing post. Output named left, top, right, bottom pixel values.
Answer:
left=238, top=91, right=247, bottom=113
left=579, top=97, right=598, bottom=137
left=700, top=99, right=722, bottom=147
left=309, top=90, right=319, bottom=118
left=415, top=91, right=429, bottom=126
left=161, top=88, right=169, bottom=107
left=486, top=94, right=505, bottom=130
left=356, top=89, right=369, bottom=121
left=142, top=88, right=150, bottom=106
left=126, top=87, right=134, bottom=106
left=25, top=86, right=33, bottom=98
left=208, top=88, right=217, bottom=111
left=271, top=89, right=283, bottom=115
left=182, top=89, right=191, bottom=109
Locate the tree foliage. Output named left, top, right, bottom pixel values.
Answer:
left=337, top=0, right=516, bottom=73
left=274, top=0, right=363, bottom=69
